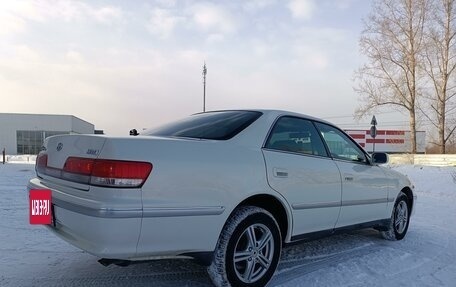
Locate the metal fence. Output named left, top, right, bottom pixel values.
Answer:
left=389, top=154, right=456, bottom=166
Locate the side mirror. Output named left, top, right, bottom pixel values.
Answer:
left=371, top=152, right=389, bottom=164
left=129, top=129, right=139, bottom=136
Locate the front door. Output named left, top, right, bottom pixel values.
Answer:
left=314, top=122, right=389, bottom=228
left=262, top=116, right=342, bottom=237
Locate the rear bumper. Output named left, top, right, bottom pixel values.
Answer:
left=28, top=178, right=141, bottom=259
left=46, top=206, right=141, bottom=259
left=28, top=178, right=226, bottom=261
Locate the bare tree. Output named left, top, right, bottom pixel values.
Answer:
left=354, top=0, right=428, bottom=153
left=423, top=0, right=456, bottom=153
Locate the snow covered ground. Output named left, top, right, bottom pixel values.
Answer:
left=1, top=163, right=455, bottom=286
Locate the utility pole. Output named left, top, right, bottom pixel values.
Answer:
left=203, top=62, right=207, bottom=112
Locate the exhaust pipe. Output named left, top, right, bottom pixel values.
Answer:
left=98, top=258, right=131, bottom=267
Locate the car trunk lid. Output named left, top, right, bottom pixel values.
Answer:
left=37, top=134, right=107, bottom=191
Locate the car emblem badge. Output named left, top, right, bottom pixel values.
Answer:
left=56, top=143, right=63, bottom=151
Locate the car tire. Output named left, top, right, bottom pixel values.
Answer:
left=381, top=192, right=410, bottom=241
left=208, top=206, right=282, bottom=287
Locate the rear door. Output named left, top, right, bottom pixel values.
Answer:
left=314, top=122, right=389, bottom=227
left=262, top=116, right=342, bottom=237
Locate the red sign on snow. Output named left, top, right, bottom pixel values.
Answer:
left=29, top=189, right=52, bottom=225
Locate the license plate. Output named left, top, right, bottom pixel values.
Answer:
left=29, top=189, right=52, bottom=225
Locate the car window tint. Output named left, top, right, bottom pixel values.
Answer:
left=144, top=111, right=262, bottom=140
left=315, top=122, right=367, bottom=163
left=265, top=117, right=328, bottom=157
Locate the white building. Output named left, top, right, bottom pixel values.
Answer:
left=0, top=113, right=94, bottom=155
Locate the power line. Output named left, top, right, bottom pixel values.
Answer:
left=320, top=110, right=401, bottom=120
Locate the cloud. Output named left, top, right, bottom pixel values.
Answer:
left=147, top=8, right=184, bottom=38
left=12, top=45, right=42, bottom=62
left=295, top=27, right=347, bottom=43
left=189, top=3, right=237, bottom=34
left=147, top=2, right=237, bottom=39
left=332, top=0, right=357, bottom=10
left=0, top=45, right=210, bottom=134
left=292, top=46, right=329, bottom=70
left=249, top=39, right=278, bottom=58
left=0, top=2, right=37, bottom=35
left=287, top=0, right=315, bottom=20
left=154, top=0, right=177, bottom=8
left=283, top=27, right=349, bottom=71
left=206, top=33, right=225, bottom=44
left=0, top=0, right=123, bottom=36
left=0, top=11, right=26, bottom=35
left=176, top=49, right=205, bottom=64
left=65, top=50, right=84, bottom=63
left=0, top=0, right=363, bottom=135
left=89, top=6, right=123, bottom=24
left=243, top=0, right=276, bottom=12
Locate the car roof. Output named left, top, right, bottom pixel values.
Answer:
left=202, top=109, right=335, bottom=127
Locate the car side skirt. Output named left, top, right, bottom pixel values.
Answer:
left=98, top=251, right=215, bottom=267
left=289, top=219, right=390, bottom=243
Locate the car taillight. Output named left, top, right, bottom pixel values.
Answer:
left=90, top=159, right=152, bottom=187
left=63, top=157, right=94, bottom=175
left=38, top=156, right=152, bottom=188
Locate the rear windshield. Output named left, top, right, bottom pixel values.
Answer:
left=145, top=111, right=262, bottom=140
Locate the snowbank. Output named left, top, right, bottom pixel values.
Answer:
left=2, top=155, right=36, bottom=164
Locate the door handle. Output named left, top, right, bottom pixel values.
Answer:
left=273, top=168, right=288, bottom=178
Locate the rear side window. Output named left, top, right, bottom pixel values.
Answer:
left=145, top=111, right=262, bottom=140
left=265, top=116, right=328, bottom=157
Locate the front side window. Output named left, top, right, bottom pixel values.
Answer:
left=265, top=117, right=328, bottom=157
left=145, top=111, right=262, bottom=140
left=315, top=122, right=367, bottom=163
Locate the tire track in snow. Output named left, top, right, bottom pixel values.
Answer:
left=272, top=243, right=374, bottom=286
left=4, top=271, right=212, bottom=287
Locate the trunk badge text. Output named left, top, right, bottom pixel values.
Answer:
left=87, top=149, right=99, bottom=155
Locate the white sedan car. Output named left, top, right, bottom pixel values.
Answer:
left=28, top=110, right=415, bottom=287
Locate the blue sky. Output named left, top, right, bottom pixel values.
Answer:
left=0, top=0, right=409, bottom=135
